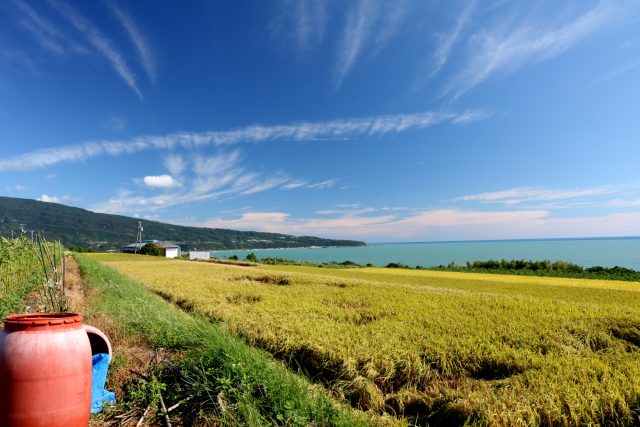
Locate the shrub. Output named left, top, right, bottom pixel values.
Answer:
left=139, top=243, right=163, bottom=256
left=386, top=262, right=409, bottom=269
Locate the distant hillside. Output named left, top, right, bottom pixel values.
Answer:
left=0, top=197, right=365, bottom=251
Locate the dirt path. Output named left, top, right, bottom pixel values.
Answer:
left=65, top=256, right=163, bottom=426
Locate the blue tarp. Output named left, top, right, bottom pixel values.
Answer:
left=91, top=353, right=115, bottom=413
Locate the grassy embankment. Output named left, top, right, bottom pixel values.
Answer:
left=75, top=253, right=381, bottom=426
left=91, top=253, right=640, bottom=425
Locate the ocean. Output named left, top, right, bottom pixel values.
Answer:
left=211, top=237, right=640, bottom=270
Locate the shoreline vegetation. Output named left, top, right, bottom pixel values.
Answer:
left=220, top=253, right=640, bottom=282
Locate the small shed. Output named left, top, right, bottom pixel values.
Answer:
left=163, top=244, right=181, bottom=259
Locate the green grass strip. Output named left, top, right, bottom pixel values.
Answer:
left=75, top=253, right=377, bottom=426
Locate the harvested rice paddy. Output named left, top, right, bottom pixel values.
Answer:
left=89, top=253, right=640, bottom=425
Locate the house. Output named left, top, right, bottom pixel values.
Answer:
left=120, top=240, right=182, bottom=259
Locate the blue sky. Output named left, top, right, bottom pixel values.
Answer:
left=1, top=0, right=640, bottom=242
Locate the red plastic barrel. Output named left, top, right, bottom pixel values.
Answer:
left=0, top=313, right=92, bottom=427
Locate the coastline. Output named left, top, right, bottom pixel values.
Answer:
left=208, top=236, right=640, bottom=253
left=210, top=244, right=360, bottom=253
left=208, top=237, right=640, bottom=271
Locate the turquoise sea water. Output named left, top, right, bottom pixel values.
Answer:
left=211, top=237, right=640, bottom=270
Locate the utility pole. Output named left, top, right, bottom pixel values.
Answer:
left=135, top=221, right=143, bottom=254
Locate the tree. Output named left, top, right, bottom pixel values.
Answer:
left=138, top=243, right=163, bottom=256
left=245, top=252, right=258, bottom=262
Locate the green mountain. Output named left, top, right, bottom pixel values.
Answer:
left=0, top=197, right=365, bottom=251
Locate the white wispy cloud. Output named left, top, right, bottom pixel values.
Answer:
left=307, top=179, right=335, bottom=189
left=199, top=208, right=546, bottom=241
left=193, top=150, right=241, bottom=177
left=334, top=0, right=375, bottom=87
left=38, top=194, right=71, bottom=203
left=201, top=207, right=640, bottom=242
left=163, top=155, right=185, bottom=177
left=334, top=0, right=406, bottom=88
left=274, top=179, right=336, bottom=191
left=281, top=181, right=307, bottom=190
left=415, top=0, right=475, bottom=89
left=272, top=0, right=406, bottom=86
left=92, top=151, right=315, bottom=215
left=11, top=0, right=92, bottom=58
left=106, top=0, right=156, bottom=83
left=102, top=115, right=127, bottom=131
left=240, top=174, right=290, bottom=195
left=271, top=0, right=327, bottom=53
left=4, top=184, right=26, bottom=192
left=446, top=1, right=627, bottom=99
left=316, top=207, right=375, bottom=216
left=457, top=185, right=615, bottom=205
left=433, top=1, right=475, bottom=75
left=607, top=198, right=640, bottom=208
left=368, top=0, right=407, bottom=57
left=51, top=0, right=142, bottom=99
left=0, top=109, right=490, bottom=172
left=12, top=0, right=67, bottom=55
left=143, top=175, right=180, bottom=188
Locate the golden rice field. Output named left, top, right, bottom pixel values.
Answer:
left=89, top=253, right=640, bottom=425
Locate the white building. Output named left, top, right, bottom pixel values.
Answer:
left=164, top=245, right=181, bottom=259
left=189, top=251, right=211, bottom=260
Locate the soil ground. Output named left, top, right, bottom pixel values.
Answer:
left=65, top=255, right=170, bottom=426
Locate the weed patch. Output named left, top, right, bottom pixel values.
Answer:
left=326, top=282, right=349, bottom=288
left=326, top=297, right=371, bottom=309
left=468, top=358, right=527, bottom=381
left=611, top=320, right=640, bottom=348
left=226, top=293, right=263, bottom=304
left=237, top=275, right=291, bottom=286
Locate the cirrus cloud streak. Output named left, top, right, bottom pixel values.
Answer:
left=0, top=109, right=491, bottom=172
left=457, top=185, right=616, bottom=205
